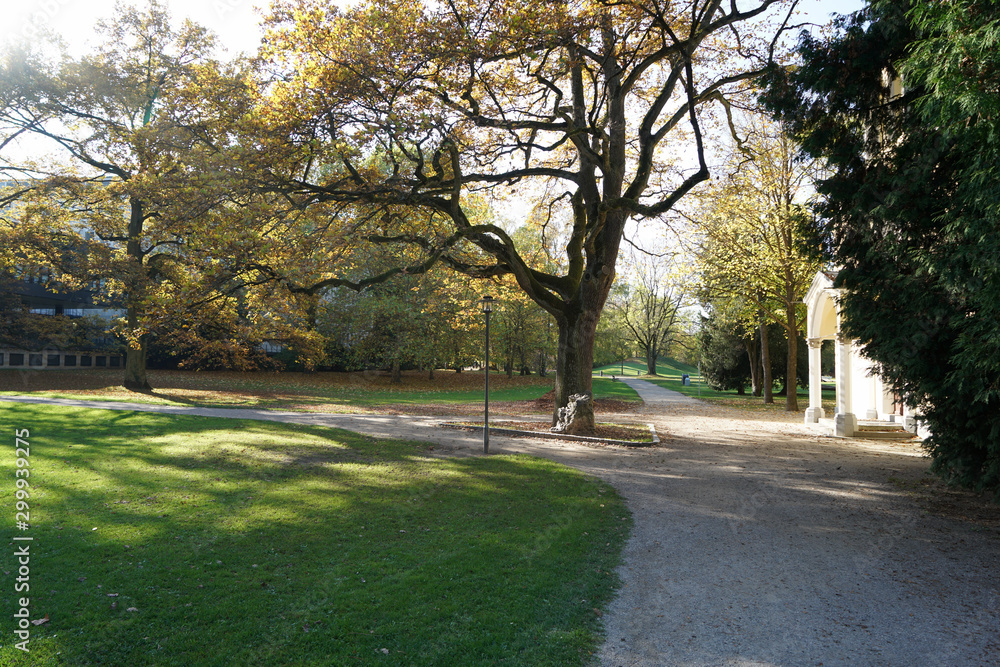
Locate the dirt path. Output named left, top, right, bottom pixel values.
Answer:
left=595, top=388, right=1000, bottom=666
left=2, top=394, right=998, bottom=665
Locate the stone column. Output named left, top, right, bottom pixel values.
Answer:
left=834, top=332, right=857, bottom=437
left=902, top=403, right=919, bottom=434
left=805, top=338, right=825, bottom=424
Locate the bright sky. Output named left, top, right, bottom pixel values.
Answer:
left=2, top=0, right=866, bottom=58
left=2, top=0, right=272, bottom=57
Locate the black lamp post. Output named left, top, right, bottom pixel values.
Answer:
left=480, top=295, right=494, bottom=455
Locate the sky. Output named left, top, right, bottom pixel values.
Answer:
left=2, top=0, right=867, bottom=58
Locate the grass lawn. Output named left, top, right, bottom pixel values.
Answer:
left=0, top=369, right=640, bottom=414
left=593, top=358, right=696, bottom=379
left=1, top=403, right=631, bottom=666
left=588, top=377, right=642, bottom=404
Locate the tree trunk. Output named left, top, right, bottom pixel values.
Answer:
left=744, top=335, right=761, bottom=397
left=428, top=366, right=434, bottom=381
left=123, top=206, right=151, bottom=392
left=552, top=309, right=599, bottom=434
left=646, top=347, right=658, bottom=376
left=785, top=313, right=799, bottom=412
left=122, top=307, right=151, bottom=392
left=123, top=338, right=150, bottom=392
left=391, top=355, right=402, bottom=383
left=759, top=320, right=774, bottom=404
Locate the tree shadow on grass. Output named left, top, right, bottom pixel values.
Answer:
left=1, top=402, right=629, bottom=667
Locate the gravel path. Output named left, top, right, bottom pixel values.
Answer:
left=3, top=391, right=998, bottom=665
left=616, top=377, right=703, bottom=407
left=593, top=387, right=1000, bottom=666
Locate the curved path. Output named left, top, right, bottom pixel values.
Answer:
left=2, top=392, right=998, bottom=665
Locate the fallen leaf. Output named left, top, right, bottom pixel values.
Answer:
left=107, top=593, right=119, bottom=597
left=126, top=607, right=138, bottom=612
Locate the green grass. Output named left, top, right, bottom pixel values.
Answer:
left=0, top=368, right=637, bottom=413
left=1, top=403, right=631, bottom=665
left=0, top=369, right=556, bottom=409
left=589, top=377, right=641, bottom=403
left=592, top=358, right=697, bottom=379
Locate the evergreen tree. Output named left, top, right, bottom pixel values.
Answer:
left=699, top=307, right=752, bottom=394
left=761, top=0, right=1000, bottom=493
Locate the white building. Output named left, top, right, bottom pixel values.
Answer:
left=802, top=270, right=923, bottom=438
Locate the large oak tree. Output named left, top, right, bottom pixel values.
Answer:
left=258, top=0, right=801, bottom=431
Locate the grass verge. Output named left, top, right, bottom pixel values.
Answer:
left=1, top=402, right=631, bottom=666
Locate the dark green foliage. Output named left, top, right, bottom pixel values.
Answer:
left=699, top=311, right=752, bottom=394
left=768, top=326, right=808, bottom=395
left=762, top=0, right=1000, bottom=494
left=699, top=309, right=806, bottom=395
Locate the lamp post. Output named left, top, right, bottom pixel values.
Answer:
left=479, top=295, right=494, bottom=455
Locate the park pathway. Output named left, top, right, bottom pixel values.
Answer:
left=615, top=377, right=702, bottom=411
left=2, top=394, right=998, bottom=665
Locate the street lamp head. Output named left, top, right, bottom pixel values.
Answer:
left=480, top=295, right=494, bottom=313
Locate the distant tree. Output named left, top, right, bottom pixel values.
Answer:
left=695, top=115, right=822, bottom=410
left=699, top=299, right=804, bottom=395
left=593, top=283, right=633, bottom=371
left=699, top=306, right=752, bottom=393
left=663, top=308, right=702, bottom=368
left=761, top=0, right=1000, bottom=492
left=615, top=255, right=687, bottom=376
